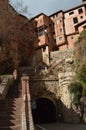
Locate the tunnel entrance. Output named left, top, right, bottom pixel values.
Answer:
left=32, top=98, right=57, bottom=124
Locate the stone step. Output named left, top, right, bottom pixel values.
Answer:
left=0, top=105, right=21, bottom=110
left=0, top=119, right=21, bottom=127
left=0, top=125, right=22, bottom=130
left=0, top=97, right=22, bottom=129
left=0, top=109, right=22, bottom=114
left=0, top=98, right=22, bottom=104
left=0, top=114, right=21, bottom=120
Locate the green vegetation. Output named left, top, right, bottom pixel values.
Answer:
left=69, top=82, right=83, bottom=107
left=69, top=30, right=86, bottom=107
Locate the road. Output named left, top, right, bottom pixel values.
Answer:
left=39, top=123, right=86, bottom=130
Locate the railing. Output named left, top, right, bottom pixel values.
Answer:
left=21, top=75, right=35, bottom=130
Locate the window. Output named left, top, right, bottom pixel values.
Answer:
left=83, top=26, right=86, bottom=30
left=69, top=11, right=74, bottom=15
left=80, top=16, right=83, bottom=19
left=71, top=36, right=73, bottom=39
left=49, top=23, right=52, bottom=26
left=38, top=28, right=45, bottom=37
left=73, top=17, right=78, bottom=24
left=38, top=30, right=44, bottom=37
left=56, top=14, right=58, bottom=17
left=53, top=31, right=55, bottom=35
left=53, top=15, right=55, bottom=18
left=75, top=27, right=78, bottom=32
left=60, top=20, right=62, bottom=22
left=43, top=46, right=46, bottom=52
left=38, top=39, right=40, bottom=42
left=59, top=36, right=62, bottom=40
left=54, top=38, right=56, bottom=43
left=60, top=28, right=62, bottom=32
left=78, top=8, right=83, bottom=14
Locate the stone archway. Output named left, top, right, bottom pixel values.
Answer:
left=32, top=97, right=57, bottom=124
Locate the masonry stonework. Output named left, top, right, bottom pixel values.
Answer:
left=30, top=49, right=83, bottom=123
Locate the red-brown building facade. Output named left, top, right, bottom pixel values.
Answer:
left=0, top=0, right=86, bottom=67
left=32, top=0, right=86, bottom=51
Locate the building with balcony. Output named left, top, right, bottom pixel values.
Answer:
left=31, top=0, right=86, bottom=65
left=31, top=13, right=55, bottom=65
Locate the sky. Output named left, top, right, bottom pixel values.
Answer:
left=10, top=0, right=82, bottom=18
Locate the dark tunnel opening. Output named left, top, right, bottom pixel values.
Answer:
left=32, top=98, right=57, bottom=124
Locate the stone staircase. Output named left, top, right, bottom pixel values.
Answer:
left=0, top=78, right=22, bottom=130
left=0, top=98, right=22, bottom=130
left=0, top=76, right=35, bottom=130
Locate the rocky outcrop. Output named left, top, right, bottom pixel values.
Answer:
left=30, top=49, right=82, bottom=123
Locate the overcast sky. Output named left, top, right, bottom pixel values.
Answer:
left=10, top=0, right=82, bottom=18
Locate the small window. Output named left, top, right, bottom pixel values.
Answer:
left=69, top=11, right=74, bottom=15
left=60, top=20, right=62, bottom=22
left=38, top=31, right=44, bottom=37
left=53, top=15, right=55, bottom=18
left=73, top=17, right=78, bottom=24
left=38, top=39, right=40, bottom=42
left=80, top=16, right=83, bottom=19
left=83, top=26, right=86, bottom=30
left=53, top=32, right=55, bottom=35
left=59, top=36, right=62, bottom=40
left=54, top=38, right=56, bottom=43
left=71, top=36, right=73, bottom=39
left=43, top=46, right=46, bottom=52
left=56, top=14, right=58, bottom=17
left=60, top=28, right=62, bottom=32
left=49, top=23, right=51, bottom=26
left=78, top=8, right=83, bottom=14
left=75, top=27, right=78, bottom=32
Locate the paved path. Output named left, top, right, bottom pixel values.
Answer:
left=40, top=123, right=86, bottom=130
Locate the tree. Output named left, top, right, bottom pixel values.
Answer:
left=9, top=0, right=29, bottom=16
left=69, top=82, right=83, bottom=107
left=0, top=0, right=35, bottom=74
left=73, top=30, right=86, bottom=96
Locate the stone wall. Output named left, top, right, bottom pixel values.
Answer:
left=30, top=49, right=82, bottom=123
left=0, top=75, right=13, bottom=99
left=50, top=49, right=74, bottom=64
left=50, top=49, right=81, bottom=122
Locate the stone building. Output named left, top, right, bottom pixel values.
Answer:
left=31, top=0, right=86, bottom=65
left=31, top=13, right=55, bottom=65
left=50, top=0, right=86, bottom=50
left=50, top=10, right=66, bottom=50
left=64, top=2, right=86, bottom=49
left=29, top=0, right=86, bottom=124
left=0, top=0, right=86, bottom=125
